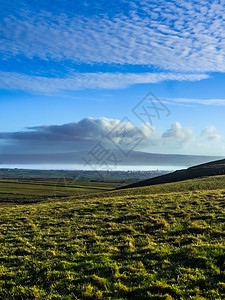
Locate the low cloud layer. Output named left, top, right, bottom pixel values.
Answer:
left=0, top=117, right=223, bottom=156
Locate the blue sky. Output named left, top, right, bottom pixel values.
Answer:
left=0, top=0, right=225, bottom=158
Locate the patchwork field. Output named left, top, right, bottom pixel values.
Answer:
left=0, top=175, right=225, bottom=299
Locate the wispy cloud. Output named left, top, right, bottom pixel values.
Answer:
left=1, top=0, right=225, bottom=73
left=0, top=71, right=208, bottom=93
left=165, top=98, right=225, bottom=106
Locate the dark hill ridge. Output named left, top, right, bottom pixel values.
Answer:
left=0, top=151, right=221, bottom=166
left=116, top=158, right=225, bottom=190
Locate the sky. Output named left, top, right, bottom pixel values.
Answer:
left=1, top=0, right=225, bottom=165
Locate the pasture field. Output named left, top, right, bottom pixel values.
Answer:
left=0, top=179, right=115, bottom=203
left=0, top=176, right=225, bottom=299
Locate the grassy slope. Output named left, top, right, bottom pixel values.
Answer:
left=0, top=176, right=225, bottom=299
left=118, top=158, right=225, bottom=190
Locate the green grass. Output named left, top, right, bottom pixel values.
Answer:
left=0, top=176, right=225, bottom=298
left=114, top=174, right=225, bottom=196
left=0, top=179, right=114, bottom=202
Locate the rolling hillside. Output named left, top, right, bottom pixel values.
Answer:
left=117, top=158, right=225, bottom=190
left=0, top=175, right=225, bottom=298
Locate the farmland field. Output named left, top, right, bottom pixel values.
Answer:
left=0, top=179, right=115, bottom=203
left=0, top=175, right=225, bottom=299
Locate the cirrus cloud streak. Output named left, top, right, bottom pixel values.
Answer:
left=0, top=71, right=209, bottom=93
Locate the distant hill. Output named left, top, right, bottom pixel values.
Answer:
left=116, top=158, right=225, bottom=190
left=0, top=150, right=222, bottom=167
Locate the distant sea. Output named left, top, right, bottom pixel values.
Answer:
left=0, top=164, right=186, bottom=171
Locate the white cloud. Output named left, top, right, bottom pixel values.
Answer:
left=162, top=122, right=193, bottom=144
left=0, top=71, right=208, bottom=93
left=1, top=1, right=225, bottom=72
left=0, top=117, right=150, bottom=143
left=200, top=126, right=221, bottom=141
left=1, top=117, right=223, bottom=155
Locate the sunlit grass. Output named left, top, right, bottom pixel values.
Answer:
left=0, top=176, right=225, bottom=298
